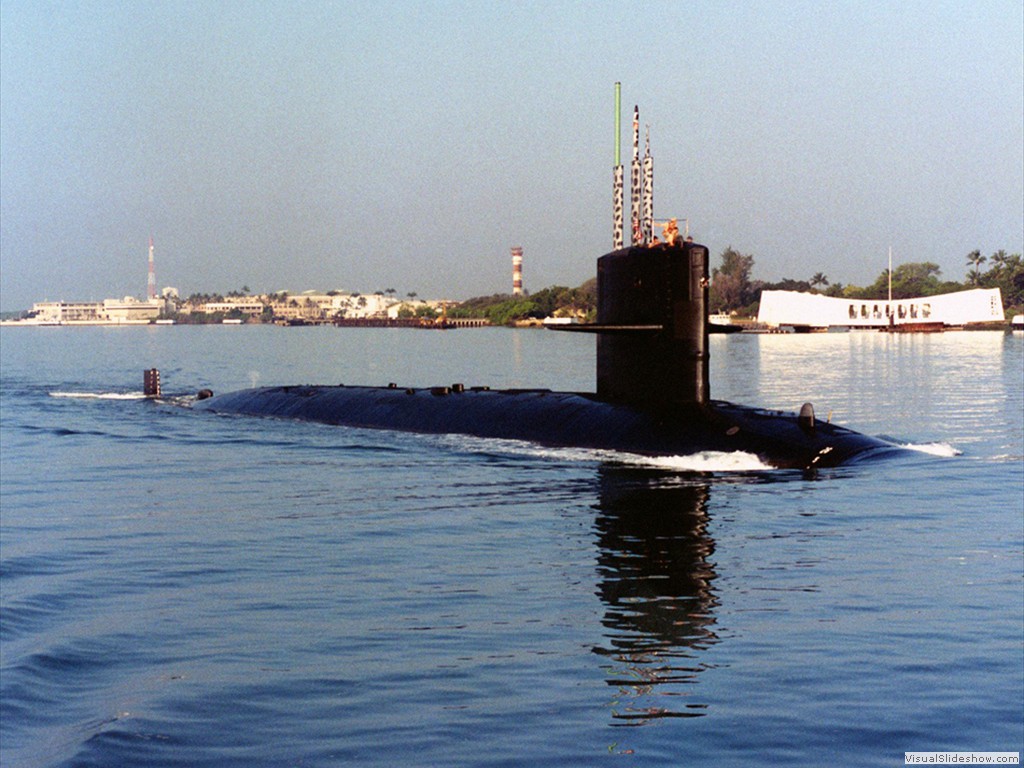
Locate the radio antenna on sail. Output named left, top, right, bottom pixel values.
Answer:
left=642, top=124, right=653, bottom=245
left=630, top=105, right=642, bottom=245
left=612, top=83, right=624, bottom=250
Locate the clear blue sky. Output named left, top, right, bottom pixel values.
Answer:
left=1, top=0, right=1021, bottom=310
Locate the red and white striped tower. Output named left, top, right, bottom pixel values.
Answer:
left=147, top=236, right=157, bottom=300
left=511, top=247, right=523, bottom=296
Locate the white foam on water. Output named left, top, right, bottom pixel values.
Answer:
left=899, top=441, right=962, bottom=457
left=634, top=450, right=775, bottom=472
left=437, top=433, right=775, bottom=472
left=48, top=391, right=148, bottom=401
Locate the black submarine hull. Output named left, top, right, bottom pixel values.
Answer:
left=193, top=384, right=902, bottom=469
left=190, top=242, right=907, bottom=470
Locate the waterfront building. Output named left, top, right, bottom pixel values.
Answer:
left=200, top=300, right=266, bottom=316
left=757, top=288, right=1004, bottom=330
left=28, top=297, right=163, bottom=324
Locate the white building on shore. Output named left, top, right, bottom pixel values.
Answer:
left=24, top=296, right=164, bottom=325
left=757, top=288, right=1004, bottom=330
left=183, top=292, right=402, bottom=322
left=197, top=299, right=267, bottom=316
left=267, top=292, right=399, bottom=321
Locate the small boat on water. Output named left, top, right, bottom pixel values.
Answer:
left=709, top=313, right=744, bottom=334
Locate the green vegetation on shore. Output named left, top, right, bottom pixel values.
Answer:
left=447, top=280, right=597, bottom=325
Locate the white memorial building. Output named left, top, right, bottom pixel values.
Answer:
left=757, top=288, right=1004, bottom=330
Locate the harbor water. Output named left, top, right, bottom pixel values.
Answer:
left=1, top=325, right=1021, bottom=767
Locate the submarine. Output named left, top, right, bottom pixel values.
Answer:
left=192, top=239, right=905, bottom=470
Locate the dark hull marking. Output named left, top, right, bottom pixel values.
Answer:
left=193, top=384, right=902, bottom=469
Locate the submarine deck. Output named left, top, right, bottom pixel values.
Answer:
left=193, top=383, right=903, bottom=469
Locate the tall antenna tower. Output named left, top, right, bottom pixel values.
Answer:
left=147, top=236, right=157, bottom=300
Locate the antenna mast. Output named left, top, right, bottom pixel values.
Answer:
left=630, top=105, right=642, bottom=245
left=612, top=83, right=624, bottom=250
left=642, top=124, right=653, bottom=245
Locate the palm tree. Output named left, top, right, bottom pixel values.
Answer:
left=810, top=272, right=829, bottom=291
left=966, top=250, right=986, bottom=285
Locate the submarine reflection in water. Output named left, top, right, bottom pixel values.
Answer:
left=592, top=467, right=718, bottom=725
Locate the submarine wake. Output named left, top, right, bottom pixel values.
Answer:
left=897, top=441, right=962, bottom=457
left=402, top=432, right=776, bottom=472
left=49, top=391, right=148, bottom=400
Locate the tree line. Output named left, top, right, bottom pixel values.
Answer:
left=447, top=281, right=597, bottom=325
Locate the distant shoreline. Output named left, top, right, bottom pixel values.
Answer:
left=2, top=318, right=1013, bottom=332
left=0, top=317, right=495, bottom=329
left=0, top=319, right=158, bottom=327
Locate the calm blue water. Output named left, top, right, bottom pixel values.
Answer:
left=1, top=326, right=1022, bottom=767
